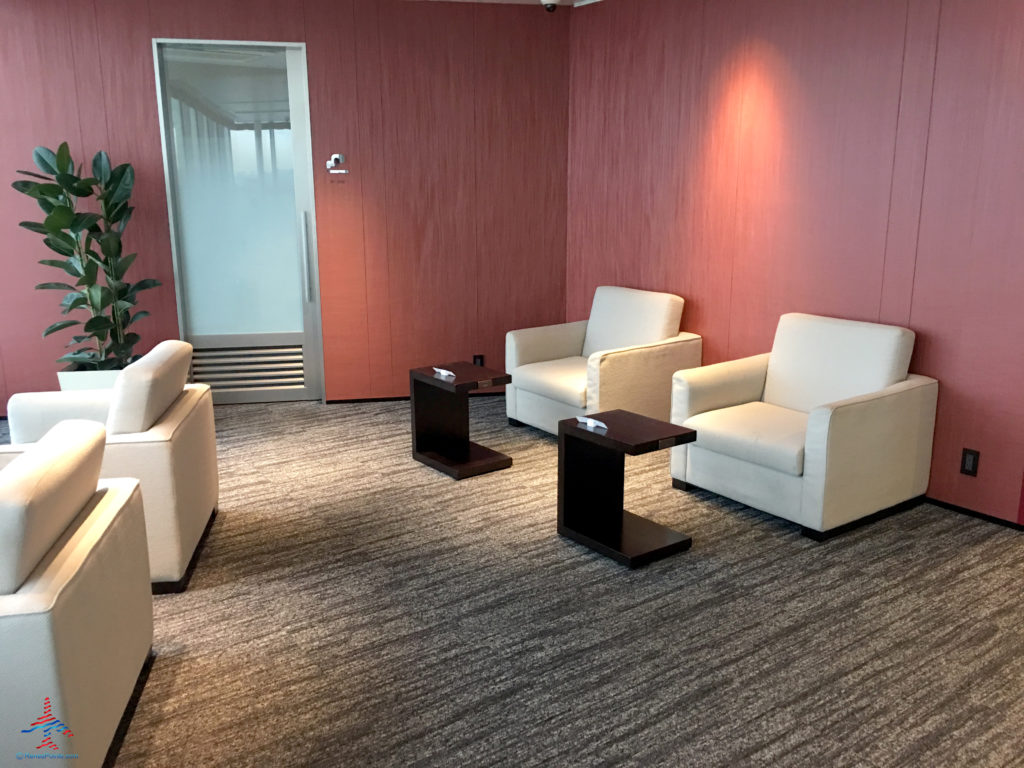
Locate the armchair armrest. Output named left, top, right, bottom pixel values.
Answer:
left=586, top=333, right=702, bottom=420
left=505, top=320, right=588, bottom=370
left=7, top=390, right=114, bottom=444
left=0, top=443, right=26, bottom=471
left=802, top=374, right=938, bottom=530
left=670, top=353, right=770, bottom=424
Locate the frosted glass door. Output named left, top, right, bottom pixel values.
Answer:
left=156, top=42, right=322, bottom=402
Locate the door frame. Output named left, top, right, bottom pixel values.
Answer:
left=151, top=38, right=326, bottom=403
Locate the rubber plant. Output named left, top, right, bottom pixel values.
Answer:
left=11, top=142, right=160, bottom=370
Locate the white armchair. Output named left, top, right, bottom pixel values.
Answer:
left=0, top=421, right=153, bottom=767
left=5, top=341, right=219, bottom=590
left=670, top=313, right=938, bottom=537
left=506, top=286, right=702, bottom=434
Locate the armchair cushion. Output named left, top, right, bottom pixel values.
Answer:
left=684, top=402, right=808, bottom=476
left=512, top=357, right=588, bottom=408
left=0, top=421, right=106, bottom=594
left=763, top=313, right=914, bottom=413
left=107, top=340, right=193, bottom=435
left=582, top=286, right=683, bottom=357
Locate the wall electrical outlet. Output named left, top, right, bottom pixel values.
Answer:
left=961, top=448, right=980, bottom=476
left=473, top=354, right=485, bottom=366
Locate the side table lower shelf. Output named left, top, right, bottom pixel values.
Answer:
left=558, top=510, right=692, bottom=568
left=413, top=441, right=512, bottom=481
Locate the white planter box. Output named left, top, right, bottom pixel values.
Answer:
left=57, top=369, right=122, bottom=391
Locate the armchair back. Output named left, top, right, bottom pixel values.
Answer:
left=107, top=340, right=193, bottom=435
left=582, top=286, right=684, bottom=357
left=0, top=420, right=105, bottom=594
left=763, top=313, right=915, bottom=413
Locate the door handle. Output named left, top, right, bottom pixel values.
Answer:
left=300, top=210, right=313, bottom=303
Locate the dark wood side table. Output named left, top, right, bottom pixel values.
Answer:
left=410, top=361, right=513, bottom=480
left=558, top=409, right=697, bottom=568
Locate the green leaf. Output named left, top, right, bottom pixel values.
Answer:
left=60, top=292, right=88, bottom=314
left=114, top=252, right=136, bottom=279
left=76, top=258, right=99, bottom=287
left=57, top=351, right=102, bottom=367
left=71, top=179, right=95, bottom=197
left=114, top=299, right=135, bottom=312
left=55, top=172, right=81, bottom=192
left=18, top=220, right=48, bottom=234
left=83, top=315, right=114, bottom=332
left=21, top=182, right=64, bottom=200
left=37, top=198, right=55, bottom=215
left=42, top=237, right=76, bottom=258
left=99, top=231, right=122, bottom=261
left=33, top=146, right=59, bottom=175
left=108, top=164, right=134, bottom=204
left=107, top=202, right=128, bottom=224
left=38, top=258, right=78, bottom=277
left=70, top=212, right=101, bottom=233
left=35, top=281, right=76, bottom=291
left=43, top=205, right=75, bottom=232
left=127, top=311, right=150, bottom=326
left=86, top=284, right=113, bottom=310
left=55, top=142, right=73, bottom=174
left=43, top=319, right=80, bottom=337
left=117, top=207, right=134, bottom=231
left=92, top=151, right=111, bottom=184
left=16, top=169, right=52, bottom=181
left=127, top=278, right=161, bottom=294
left=11, top=180, right=39, bottom=195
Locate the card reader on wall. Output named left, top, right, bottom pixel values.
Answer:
left=326, top=153, right=349, bottom=174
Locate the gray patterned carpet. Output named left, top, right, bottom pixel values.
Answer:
left=6, top=398, right=1024, bottom=767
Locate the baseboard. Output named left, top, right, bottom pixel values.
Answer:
left=924, top=496, right=1024, bottom=532
left=101, top=649, right=155, bottom=768
left=152, top=508, right=218, bottom=595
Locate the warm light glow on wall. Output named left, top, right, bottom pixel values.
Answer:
left=692, top=40, right=794, bottom=254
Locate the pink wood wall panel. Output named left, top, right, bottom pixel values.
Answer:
left=0, top=0, right=100, bottom=402
left=352, top=1, right=397, bottom=397
left=305, top=0, right=373, bottom=400
left=878, top=0, right=942, bottom=328
left=567, top=0, right=1023, bottom=520
left=0, top=1, right=570, bottom=407
left=375, top=2, right=480, bottom=392
left=909, top=0, right=1024, bottom=521
left=567, top=0, right=714, bottom=351
left=473, top=6, right=570, bottom=377
left=705, top=0, right=906, bottom=359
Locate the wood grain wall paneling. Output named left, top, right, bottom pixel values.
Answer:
left=567, top=0, right=707, bottom=342
left=703, top=0, right=906, bottom=360
left=474, top=5, right=570, bottom=374
left=94, top=0, right=179, bottom=355
left=146, top=0, right=304, bottom=42
left=0, top=0, right=97, bottom=402
left=878, top=0, right=941, bottom=328
left=352, top=0, right=398, bottom=397
left=376, top=1, right=480, bottom=384
left=566, top=0, right=1024, bottom=519
left=909, top=0, right=1024, bottom=520
left=304, top=0, right=372, bottom=400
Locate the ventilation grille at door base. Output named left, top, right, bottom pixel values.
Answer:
left=191, top=345, right=305, bottom=392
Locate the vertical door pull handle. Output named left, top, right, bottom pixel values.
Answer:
left=300, top=211, right=313, bottom=303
